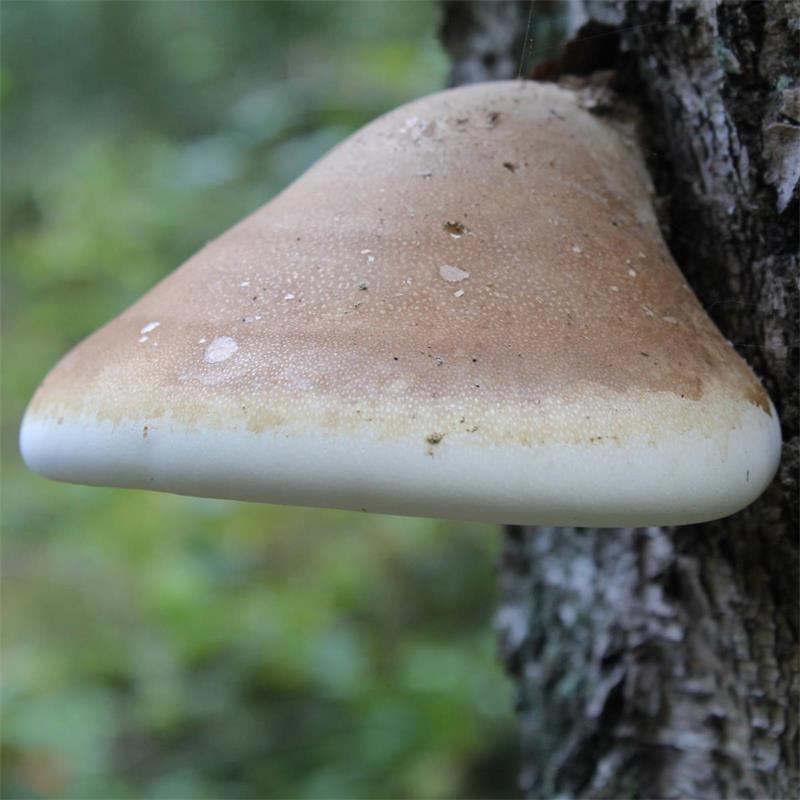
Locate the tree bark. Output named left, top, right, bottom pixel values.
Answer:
left=440, top=1, right=798, bottom=797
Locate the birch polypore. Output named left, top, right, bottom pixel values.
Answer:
left=20, top=81, right=781, bottom=525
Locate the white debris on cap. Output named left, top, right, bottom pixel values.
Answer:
left=439, top=264, right=470, bottom=282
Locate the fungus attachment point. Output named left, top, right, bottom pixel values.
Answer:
left=20, top=81, right=781, bottom=526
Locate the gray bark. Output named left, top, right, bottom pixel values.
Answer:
left=440, top=1, right=798, bottom=797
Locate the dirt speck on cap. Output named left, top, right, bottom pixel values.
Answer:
left=443, top=221, right=469, bottom=237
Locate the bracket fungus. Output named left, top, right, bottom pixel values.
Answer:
left=20, top=81, right=781, bottom=526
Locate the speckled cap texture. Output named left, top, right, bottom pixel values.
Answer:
left=20, top=80, right=781, bottom=526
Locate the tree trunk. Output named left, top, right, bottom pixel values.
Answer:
left=440, top=1, right=798, bottom=797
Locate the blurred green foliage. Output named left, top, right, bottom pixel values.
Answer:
left=1, top=2, right=516, bottom=798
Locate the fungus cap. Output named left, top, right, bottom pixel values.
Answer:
left=20, top=80, right=781, bottom=526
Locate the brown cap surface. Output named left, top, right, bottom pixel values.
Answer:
left=20, top=80, right=780, bottom=526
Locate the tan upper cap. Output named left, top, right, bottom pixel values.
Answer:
left=20, top=80, right=781, bottom=526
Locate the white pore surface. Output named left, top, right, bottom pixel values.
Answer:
left=20, top=402, right=781, bottom=527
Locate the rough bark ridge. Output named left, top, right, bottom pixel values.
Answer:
left=440, top=1, right=798, bottom=797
